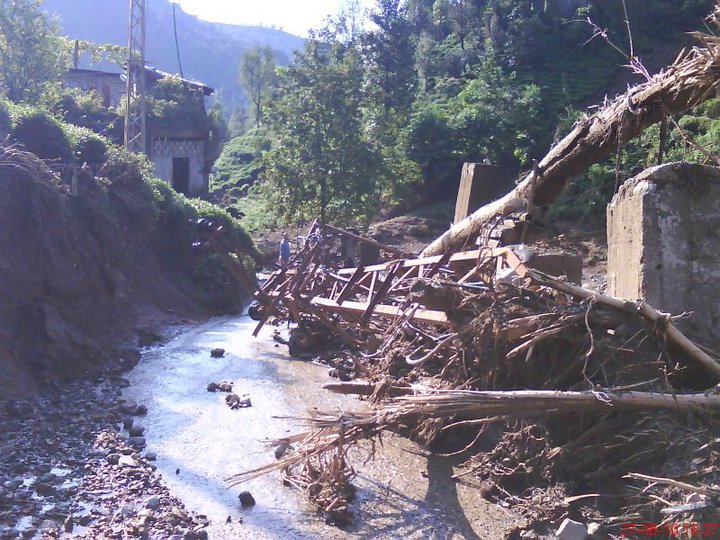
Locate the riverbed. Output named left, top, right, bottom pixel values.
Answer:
left=124, top=315, right=517, bottom=539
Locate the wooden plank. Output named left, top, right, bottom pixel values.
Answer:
left=311, top=297, right=448, bottom=325
left=336, top=248, right=509, bottom=276
left=337, top=264, right=366, bottom=304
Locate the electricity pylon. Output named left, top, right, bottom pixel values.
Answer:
left=124, top=0, right=147, bottom=154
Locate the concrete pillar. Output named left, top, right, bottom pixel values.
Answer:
left=453, top=163, right=509, bottom=224
left=607, top=162, right=720, bottom=340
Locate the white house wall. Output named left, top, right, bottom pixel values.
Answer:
left=150, top=138, right=207, bottom=197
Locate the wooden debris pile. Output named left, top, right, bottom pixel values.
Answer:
left=233, top=8, right=720, bottom=529
left=235, top=229, right=720, bottom=531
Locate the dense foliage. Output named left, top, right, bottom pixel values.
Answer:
left=216, top=0, right=715, bottom=232
left=0, top=0, right=66, bottom=102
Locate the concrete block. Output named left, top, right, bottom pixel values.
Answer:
left=454, top=163, right=512, bottom=224
left=607, top=162, right=720, bottom=340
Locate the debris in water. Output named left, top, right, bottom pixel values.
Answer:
left=225, top=393, right=251, bottom=410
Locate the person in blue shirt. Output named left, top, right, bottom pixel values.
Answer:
left=279, top=232, right=291, bottom=267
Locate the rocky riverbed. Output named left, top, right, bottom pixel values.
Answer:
left=0, top=376, right=206, bottom=540
left=0, top=315, right=518, bottom=539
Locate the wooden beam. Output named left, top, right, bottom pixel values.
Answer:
left=336, top=248, right=509, bottom=276
left=311, top=297, right=448, bottom=325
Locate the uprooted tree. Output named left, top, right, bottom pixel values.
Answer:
left=423, top=6, right=720, bottom=256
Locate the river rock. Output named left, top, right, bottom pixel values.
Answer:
left=122, top=417, right=134, bottom=429
left=106, top=452, right=121, bottom=464
left=274, top=443, right=292, bottom=460
left=119, top=398, right=137, bottom=412
left=225, top=394, right=251, bottom=410
left=210, top=348, right=225, bottom=358
left=34, top=482, right=53, bottom=496
left=556, top=518, right=587, bottom=540
left=145, top=495, right=160, bottom=510
left=118, top=455, right=139, bottom=468
left=238, top=491, right=256, bottom=508
left=128, top=436, right=146, bottom=448
left=128, top=423, right=145, bottom=436
left=63, top=515, right=73, bottom=533
left=207, top=381, right=233, bottom=393
left=144, top=452, right=157, bottom=461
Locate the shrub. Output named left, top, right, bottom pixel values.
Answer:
left=64, top=125, right=109, bottom=166
left=12, top=110, right=73, bottom=163
left=0, top=100, right=11, bottom=136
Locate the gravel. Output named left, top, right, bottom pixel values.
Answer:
left=0, top=377, right=207, bottom=539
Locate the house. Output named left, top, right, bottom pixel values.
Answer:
left=142, top=67, right=214, bottom=198
left=62, top=66, right=214, bottom=198
left=63, top=68, right=125, bottom=108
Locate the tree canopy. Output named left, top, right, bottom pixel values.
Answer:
left=214, top=0, right=718, bottom=231
left=0, top=0, right=65, bottom=102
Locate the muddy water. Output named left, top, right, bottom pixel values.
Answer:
left=124, top=315, right=516, bottom=539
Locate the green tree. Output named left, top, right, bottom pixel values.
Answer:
left=262, top=30, right=381, bottom=224
left=0, top=0, right=65, bottom=102
left=362, top=0, right=417, bottom=123
left=239, top=46, right=277, bottom=128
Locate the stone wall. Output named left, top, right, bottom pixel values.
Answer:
left=607, top=162, right=720, bottom=340
left=150, top=137, right=207, bottom=197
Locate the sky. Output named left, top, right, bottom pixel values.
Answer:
left=173, top=0, right=376, bottom=37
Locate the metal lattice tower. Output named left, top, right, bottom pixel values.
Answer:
left=124, top=0, right=147, bottom=154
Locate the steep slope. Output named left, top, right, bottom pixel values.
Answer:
left=0, top=146, right=255, bottom=399
left=43, top=0, right=303, bottom=109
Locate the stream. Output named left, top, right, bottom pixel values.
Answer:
left=122, top=315, right=515, bottom=539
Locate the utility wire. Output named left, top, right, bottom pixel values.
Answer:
left=172, top=2, right=186, bottom=84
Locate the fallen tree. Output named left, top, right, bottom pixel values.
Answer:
left=423, top=7, right=720, bottom=256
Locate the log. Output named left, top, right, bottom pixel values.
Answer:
left=322, top=381, right=415, bottom=396
left=390, top=389, right=720, bottom=418
left=527, top=270, right=720, bottom=381
left=423, top=28, right=720, bottom=256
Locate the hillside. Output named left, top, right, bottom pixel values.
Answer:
left=43, top=0, right=303, bottom=109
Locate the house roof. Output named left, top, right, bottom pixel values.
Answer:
left=66, top=68, right=123, bottom=78
left=65, top=66, right=214, bottom=96
left=143, top=66, right=214, bottom=96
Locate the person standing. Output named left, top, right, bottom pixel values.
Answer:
left=279, top=232, right=291, bottom=267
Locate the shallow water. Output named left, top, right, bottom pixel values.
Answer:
left=125, top=315, right=515, bottom=539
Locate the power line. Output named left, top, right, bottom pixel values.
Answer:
left=172, top=2, right=186, bottom=83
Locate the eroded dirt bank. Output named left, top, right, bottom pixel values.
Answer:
left=0, top=148, right=252, bottom=399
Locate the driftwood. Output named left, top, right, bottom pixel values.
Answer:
left=423, top=11, right=720, bottom=256
left=387, top=389, right=720, bottom=417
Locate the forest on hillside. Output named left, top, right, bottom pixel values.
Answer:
left=215, top=0, right=720, bottom=232
left=1, top=0, right=719, bottom=236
